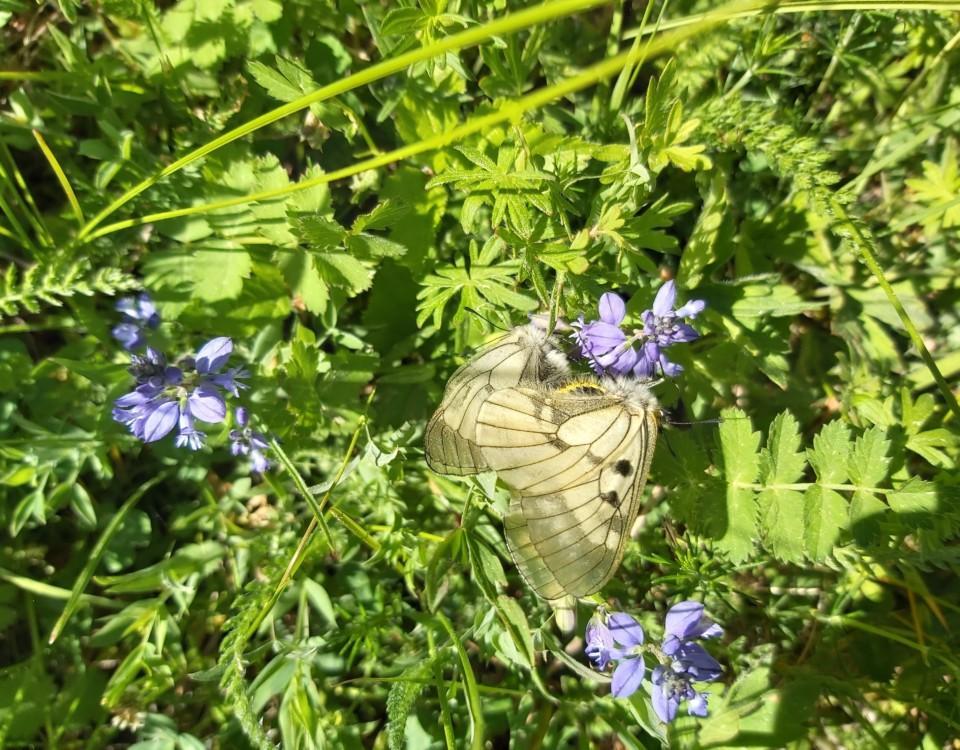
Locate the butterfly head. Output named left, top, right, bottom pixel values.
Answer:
left=597, top=376, right=660, bottom=415
left=515, top=323, right=570, bottom=382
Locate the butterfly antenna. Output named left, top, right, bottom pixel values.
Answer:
left=464, top=307, right=509, bottom=333
left=666, top=417, right=725, bottom=427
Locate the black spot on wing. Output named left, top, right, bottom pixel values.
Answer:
left=614, top=459, right=632, bottom=476
left=601, top=490, right=620, bottom=507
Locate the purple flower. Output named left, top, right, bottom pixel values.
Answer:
left=662, top=600, right=724, bottom=657
left=229, top=407, right=271, bottom=473
left=636, top=281, right=704, bottom=376
left=571, top=282, right=705, bottom=379
left=573, top=293, right=639, bottom=375
left=174, top=409, right=205, bottom=451
left=194, top=337, right=248, bottom=397
left=607, top=612, right=646, bottom=699
left=651, top=600, right=724, bottom=722
left=585, top=614, right=615, bottom=670
left=651, top=664, right=712, bottom=723
left=128, top=347, right=183, bottom=389
left=112, top=337, right=243, bottom=449
left=583, top=602, right=724, bottom=724
left=112, top=294, right=160, bottom=351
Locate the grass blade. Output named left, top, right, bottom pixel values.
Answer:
left=75, top=0, right=612, bottom=240
left=86, top=0, right=756, bottom=240
left=436, top=611, right=485, bottom=750
left=48, top=473, right=166, bottom=644
left=32, top=129, right=85, bottom=226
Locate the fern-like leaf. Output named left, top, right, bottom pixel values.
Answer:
left=0, top=259, right=137, bottom=317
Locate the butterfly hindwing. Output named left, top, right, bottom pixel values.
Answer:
left=424, top=325, right=566, bottom=476
left=476, top=381, right=658, bottom=600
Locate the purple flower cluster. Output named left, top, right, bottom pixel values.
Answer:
left=108, top=293, right=271, bottom=474
left=112, top=337, right=247, bottom=449
left=112, top=294, right=160, bottom=351
left=585, top=601, right=723, bottom=723
left=229, top=407, right=271, bottom=473
left=572, top=281, right=705, bottom=378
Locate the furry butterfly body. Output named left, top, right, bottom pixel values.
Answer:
left=474, top=378, right=660, bottom=609
left=424, top=324, right=568, bottom=476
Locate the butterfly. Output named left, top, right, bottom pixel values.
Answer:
left=473, top=377, right=660, bottom=628
left=424, top=323, right=569, bottom=476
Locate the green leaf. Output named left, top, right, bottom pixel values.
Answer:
left=435, top=611, right=484, bottom=750
left=849, top=490, right=888, bottom=545
left=317, top=252, right=374, bottom=295
left=347, top=233, right=408, bottom=259
left=758, top=488, right=805, bottom=563
left=294, top=215, right=345, bottom=248
left=494, top=595, right=536, bottom=669
left=94, top=541, right=225, bottom=594
left=49, top=474, right=166, bottom=643
left=386, top=662, right=429, bottom=750
left=807, top=420, right=851, bottom=484
left=280, top=252, right=329, bottom=314
left=759, top=411, right=806, bottom=484
left=803, top=486, right=847, bottom=560
left=716, top=408, right=760, bottom=561
left=847, top=427, right=891, bottom=488
left=143, top=244, right=252, bottom=303
left=678, top=171, right=728, bottom=287
left=731, top=281, right=825, bottom=319
left=247, top=56, right=316, bottom=102
left=192, top=246, right=253, bottom=302
left=887, top=478, right=938, bottom=516
left=466, top=533, right=506, bottom=604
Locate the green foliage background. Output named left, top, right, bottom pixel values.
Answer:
left=1, top=0, right=959, bottom=747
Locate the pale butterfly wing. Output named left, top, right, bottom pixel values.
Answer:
left=474, top=380, right=659, bottom=603
left=424, top=324, right=567, bottom=476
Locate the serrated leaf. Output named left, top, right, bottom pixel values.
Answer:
left=386, top=662, right=430, bottom=750
left=716, top=408, right=760, bottom=561
left=247, top=56, right=315, bottom=102
left=887, top=478, right=938, bottom=516
left=759, top=411, right=806, bottom=484
left=280, top=252, right=329, bottom=313
left=719, top=409, right=761, bottom=483
left=847, top=427, right=891, bottom=488
left=849, top=490, right=888, bottom=545
left=352, top=200, right=410, bottom=232
left=678, top=171, right=727, bottom=287
left=317, top=252, right=374, bottom=295
left=732, top=282, right=825, bottom=318
left=803, top=486, right=847, bottom=560
left=758, top=488, right=805, bottom=563
left=906, top=428, right=958, bottom=468
left=295, top=215, right=345, bottom=248
left=807, top=420, right=851, bottom=484
left=191, top=246, right=253, bottom=302
left=347, top=233, right=408, bottom=259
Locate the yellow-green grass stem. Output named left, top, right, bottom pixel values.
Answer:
left=33, top=129, right=85, bottom=226
left=75, top=0, right=612, bottom=241
left=826, top=197, right=960, bottom=422
left=247, top=395, right=378, bottom=638
left=623, top=0, right=960, bottom=38
left=85, top=0, right=759, bottom=241
left=48, top=472, right=168, bottom=644
left=0, top=142, right=53, bottom=248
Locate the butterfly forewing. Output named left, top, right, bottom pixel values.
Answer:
left=424, top=325, right=564, bottom=476
left=476, top=383, right=658, bottom=600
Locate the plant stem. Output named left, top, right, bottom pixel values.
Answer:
left=75, top=0, right=613, bottom=241
left=85, top=0, right=758, bottom=240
